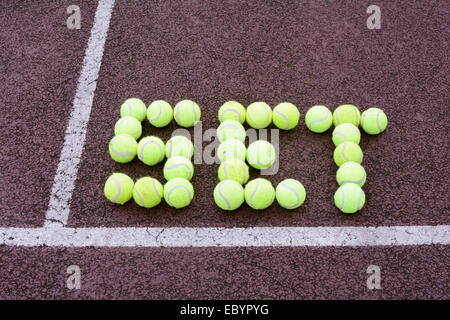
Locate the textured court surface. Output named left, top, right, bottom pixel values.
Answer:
left=0, top=0, right=448, bottom=299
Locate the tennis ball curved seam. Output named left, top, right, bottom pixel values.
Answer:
left=277, top=183, right=299, bottom=209
left=217, top=140, right=246, bottom=162
left=244, top=179, right=275, bottom=210
left=165, top=136, right=194, bottom=159
left=336, top=162, right=366, bottom=187
left=217, top=120, right=246, bottom=143
left=174, top=100, right=201, bottom=127
left=132, top=177, right=163, bottom=208
left=147, top=100, right=173, bottom=127
left=218, top=101, right=246, bottom=124
left=137, top=137, right=165, bottom=165
left=246, top=102, right=272, bottom=129
left=272, top=103, right=299, bottom=130
left=163, top=157, right=194, bottom=181
left=109, top=134, right=138, bottom=163
left=334, top=183, right=365, bottom=213
left=333, top=104, right=361, bottom=127
left=121, top=98, right=147, bottom=121
left=305, top=105, right=333, bottom=133
left=104, top=173, right=134, bottom=205
left=214, top=180, right=244, bottom=211
left=361, top=108, right=388, bottom=134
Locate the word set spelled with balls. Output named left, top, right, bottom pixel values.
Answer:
left=215, top=101, right=306, bottom=211
left=104, top=97, right=387, bottom=215
left=105, top=98, right=199, bottom=209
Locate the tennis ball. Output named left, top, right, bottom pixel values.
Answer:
left=217, top=139, right=246, bottom=163
left=114, top=116, right=142, bottom=140
left=333, top=104, right=361, bottom=127
left=334, top=183, right=365, bottom=214
left=108, top=134, right=138, bottom=163
left=104, top=173, right=134, bottom=204
left=217, top=119, right=246, bottom=143
left=218, top=101, right=246, bottom=124
left=272, top=102, right=300, bottom=130
left=332, top=123, right=361, bottom=146
left=133, top=177, right=163, bottom=208
left=244, top=178, right=275, bottom=210
left=361, top=107, right=388, bottom=135
left=218, top=159, right=249, bottom=185
left=120, top=98, right=147, bottom=122
left=246, top=140, right=276, bottom=170
left=214, top=180, right=245, bottom=211
left=275, top=179, right=306, bottom=210
left=174, top=100, right=201, bottom=127
left=137, top=136, right=165, bottom=166
left=246, top=102, right=272, bottom=129
left=164, top=156, right=194, bottom=181
left=165, top=135, right=194, bottom=159
left=333, top=141, right=363, bottom=167
left=336, top=162, right=366, bottom=187
left=147, top=100, right=173, bottom=127
left=305, top=105, right=333, bottom=133
left=164, top=177, right=194, bottom=209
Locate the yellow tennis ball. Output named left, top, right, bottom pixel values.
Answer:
left=333, top=141, right=363, bottom=167
left=361, top=107, right=388, bottom=135
left=147, top=100, right=173, bottom=127
left=275, top=179, right=306, bottom=210
left=164, top=177, right=194, bottom=209
left=214, top=180, right=245, bottom=211
left=108, top=134, right=138, bottom=163
left=244, top=178, right=275, bottom=210
left=305, top=105, right=333, bottom=133
left=163, top=156, right=194, bottom=181
left=272, top=102, right=300, bottom=130
left=333, top=104, right=361, bottom=127
left=137, top=136, right=165, bottom=166
left=174, top=100, right=201, bottom=127
left=332, top=123, right=361, bottom=146
left=217, top=139, right=246, bottom=163
left=334, top=183, right=365, bottom=214
left=120, top=98, right=147, bottom=122
left=336, top=162, right=366, bottom=187
left=165, top=135, right=194, bottom=159
left=246, top=140, right=276, bottom=170
left=114, top=116, right=142, bottom=140
left=104, top=173, right=134, bottom=204
left=217, top=119, right=246, bottom=143
left=246, top=102, right=272, bottom=129
left=218, top=101, right=246, bottom=124
left=133, top=177, right=163, bottom=208
left=218, top=159, right=249, bottom=185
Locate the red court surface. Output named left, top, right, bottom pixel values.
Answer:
left=0, top=0, right=97, bottom=226
left=0, top=0, right=448, bottom=300
left=0, top=246, right=448, bottom=299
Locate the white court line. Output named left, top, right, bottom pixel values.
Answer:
left=45, top=0, right=115, bottom=227
left=0, top=226, right=449, bottom=247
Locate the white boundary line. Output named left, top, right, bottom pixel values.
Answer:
left=23, top=0, right=447, bottom=249
left=1, top=226, right=449, bottom=247
left=45, top=0, right=115, bottom=227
